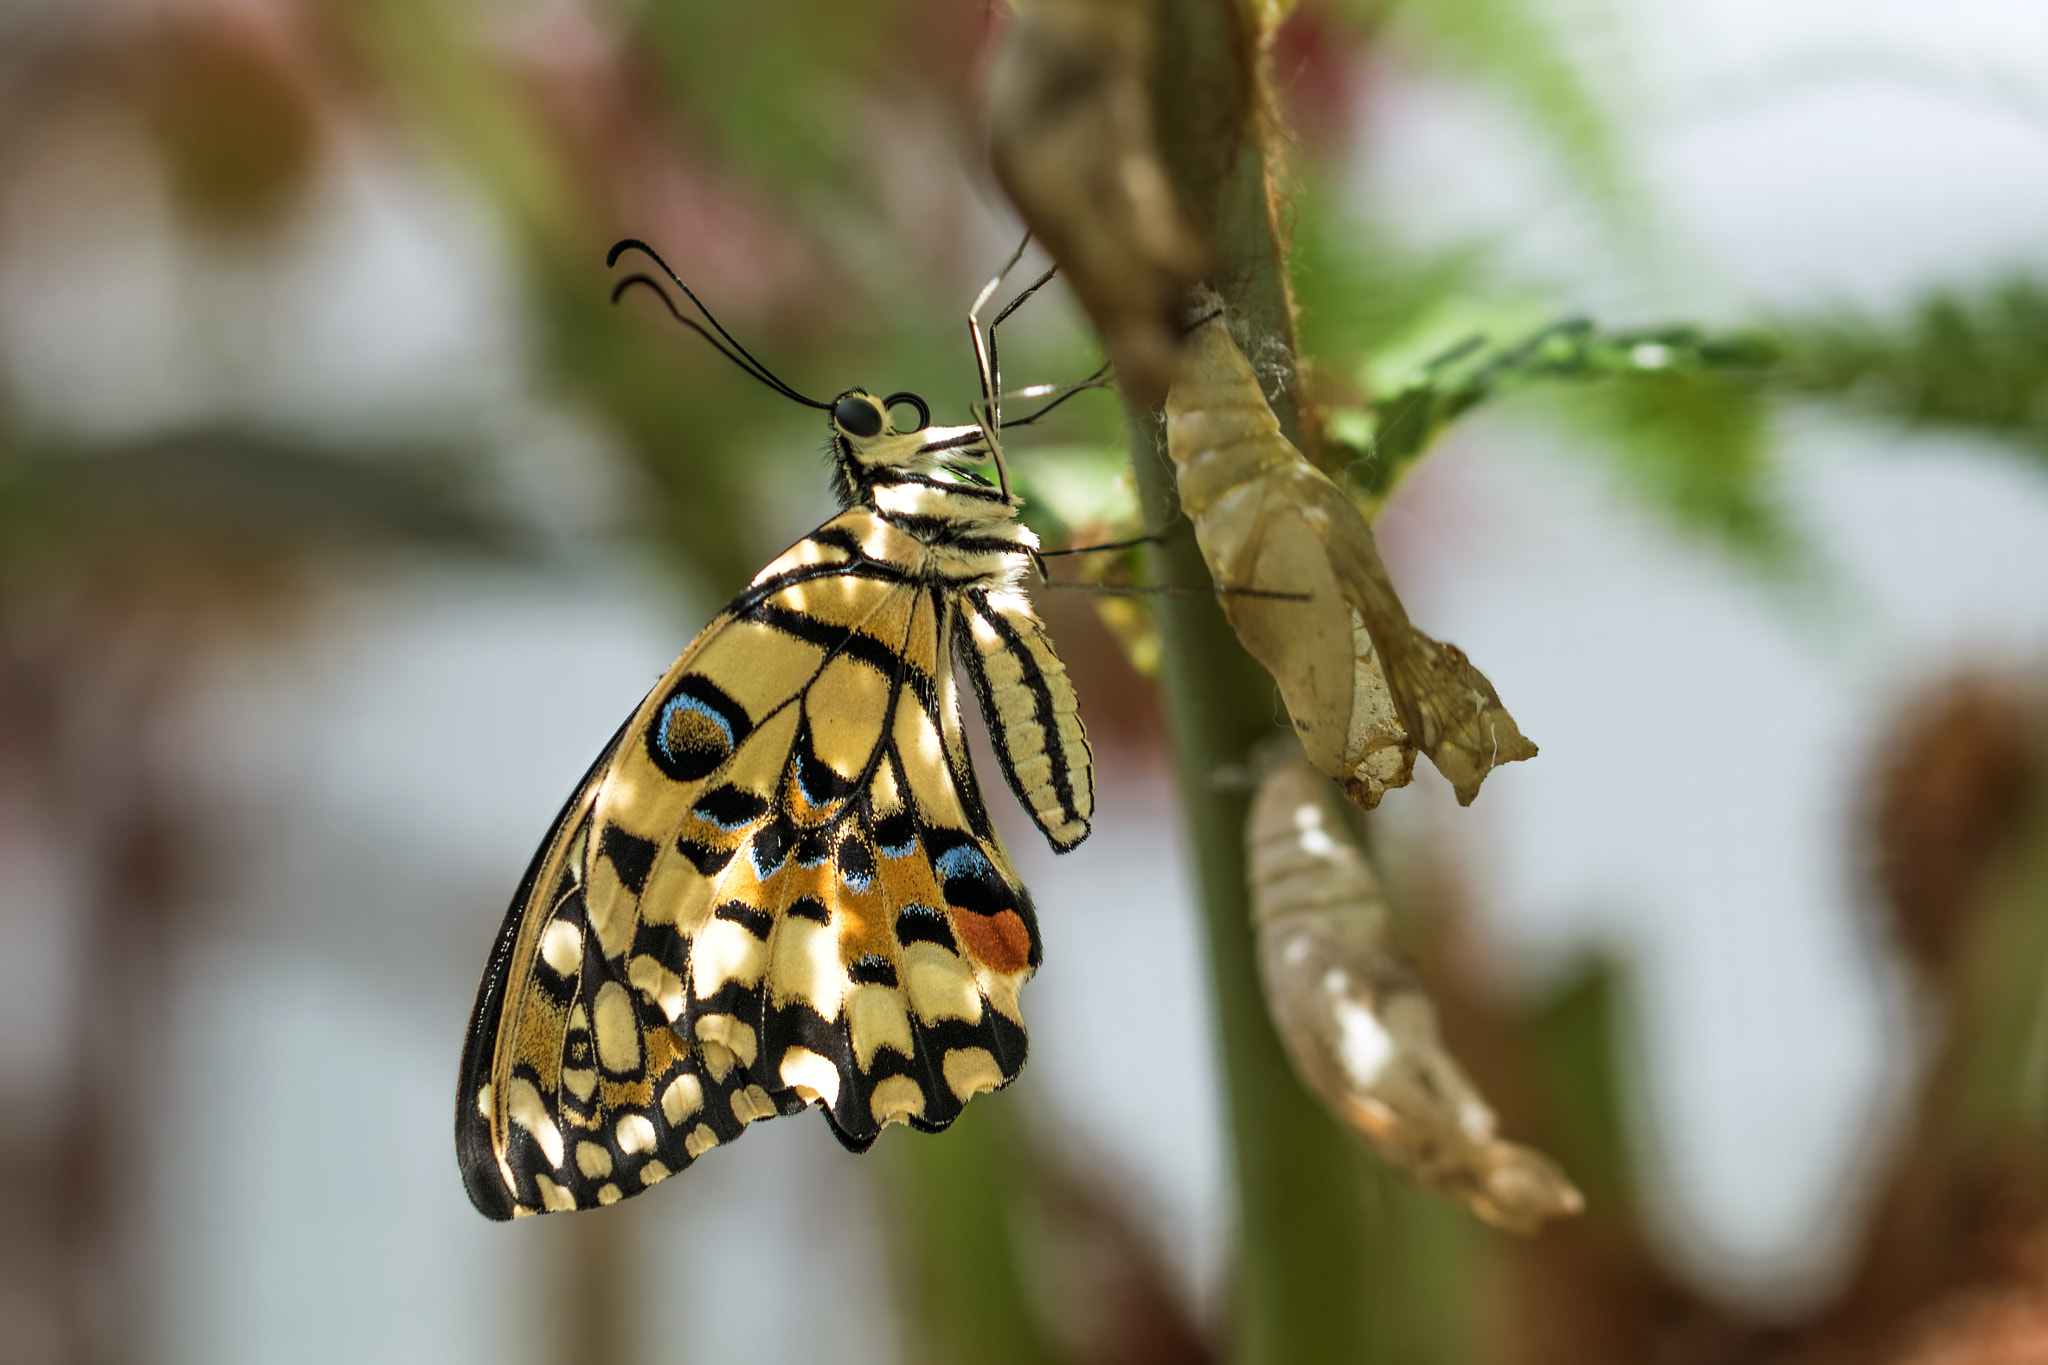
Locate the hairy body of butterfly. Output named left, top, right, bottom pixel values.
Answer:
left=457, top=389, right=1093, bottom=1219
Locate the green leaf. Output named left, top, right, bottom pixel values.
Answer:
left=1321, top=317, right=1786, bottom=566
left=623, top=0, right=879, bottom=198
left=1775, top=275, right=2048, bottom=464
left=1557, top=366, right=1786, bottom=563
left=1291, top=196, right=1498, bottom=370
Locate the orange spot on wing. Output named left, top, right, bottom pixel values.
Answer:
left=833, top=878, right=891, bottom=963
left=950, top=909, right=1032, bottom=975
left=644, top=1025, right=686, bottom=1075
left=876, top=848, right=944, bottom=910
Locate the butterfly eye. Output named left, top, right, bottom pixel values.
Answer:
left=833, top=393, right=884, bottom=438
left=882, top=392, right=930, bottom=432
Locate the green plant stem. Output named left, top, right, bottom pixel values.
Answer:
left=1122, top=3, right=1379, bottom=1362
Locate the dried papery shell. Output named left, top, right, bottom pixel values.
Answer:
left=1166, top=297, right=1536, bottom=806
left=988, top=0, right=1206, bottom=398
left=1247, top=747, right=1582, bottom=1234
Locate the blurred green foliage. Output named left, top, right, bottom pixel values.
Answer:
left=0, top=430, right=521, bottom=609
left=1776, top=276, right=2048, bottom=463
left=1526, top=958, right=1640, bottom=1215
left=1335, top=0, right=1627, bottom=211
left=885, top=1101, right=1063, bottom=1365
left=1330, top=318, right=1779, bottom=547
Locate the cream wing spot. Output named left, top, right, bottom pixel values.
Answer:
left=597, top=1184, right=623, bottom=1206
left=592, top=982, right=642, bottom=1074
left=692, top=918, right=769, bottom=997
left=640, top=1160, right=671, bottom=1187
left=661, top=1074, right=703, bottom=1126
left=847, top=983, right=915, bottom=1069
left=870, top=1074, right=926, bottom=1127
left=994, top=692, right=1038, bottom=728
left=629, top=954, right=685, bottom=1021
left=695, top=1015, right=758, bottom=1069
left=563, top=822, right=590, bottom=881
left=616, top=1114, right=658, bottom=1156
left=893, top=702, right=966, bottom=828
left=535, top=1174, right=577, bottom=1212
left=732, top=1084, right=777, bottom=1125
left=980, top=972, right=1025, bottom=1027
left=684, top=1124, right=719, bottom=1159
left=507, top=1077, right=565, bottom=1169
left=768, top=915, right=850, bottom=1018
left=475, top=1083, right=492, bottom=1120
left=870, top=759, right=904, bottom=817
left=808, top=656, right=892, bottom=778
left=903, top=942, right=983, bottom=1024
left=750, top=532, right=851, bottom=584
left=943, top=1047, right=1004, bottom=1101
left=582, top=874, right=640, bottom=963
left=714, top=706, right=800, bottom=801
left=575, top=1142, right=613, bottom=1179
left=854, top=512, right=913, bottom=562
left=540, top=920, right=582, bottom=976
left=562, top=1068, right=597, bottom=1102
left=779, top=1047, right=841, bottom=1108
left=699, top=1041, right=737, bottom=1083
left=690, top=620, right=824, bottom=719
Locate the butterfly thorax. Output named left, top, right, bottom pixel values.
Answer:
left=828, top=388, right=1037, bottom=592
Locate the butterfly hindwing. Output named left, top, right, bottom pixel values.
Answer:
left=457, top=509, right=1042, bottom=1219
left=957, top=585, right=1094, bottom=851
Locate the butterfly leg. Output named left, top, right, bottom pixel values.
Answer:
left=1037, top=532, right=1164, bottom=559
left=997, top=362, right=1115, bottom=430
left=1038, top=581, right=1312, bottom=601
left=1030, top=533, right=1305, bottom=600
left=968, top=236, right=1061, bottom=497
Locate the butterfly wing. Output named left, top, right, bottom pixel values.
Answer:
left=456, top=510, right=1040, bottom=1219
left=957, top=584, right=1094, bottom=852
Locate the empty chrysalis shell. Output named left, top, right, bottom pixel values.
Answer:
left=1247, top=746, right=1583, bottom=1234
left=1164, top=294, right=1537, bottom=807
left=987, top=0, right=1205, bottom=398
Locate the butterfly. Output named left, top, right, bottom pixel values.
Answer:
left=456, top=240, right=1095, bottom=1219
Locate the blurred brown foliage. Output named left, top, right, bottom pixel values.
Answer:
left=1393, top=669, right=2048, bottom=1365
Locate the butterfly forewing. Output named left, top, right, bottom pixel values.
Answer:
left=458, top=508, right=1048, bottom=1219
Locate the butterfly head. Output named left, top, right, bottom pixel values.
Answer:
left=828, top=388, right=997, bottom=508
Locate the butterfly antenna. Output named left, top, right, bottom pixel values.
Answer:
left=607, top=239, right=830, bottom=410
left=611, top=276, right=794, bottom=396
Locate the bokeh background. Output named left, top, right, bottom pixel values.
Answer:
left=4, top=1, right=2048, bottom=1363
